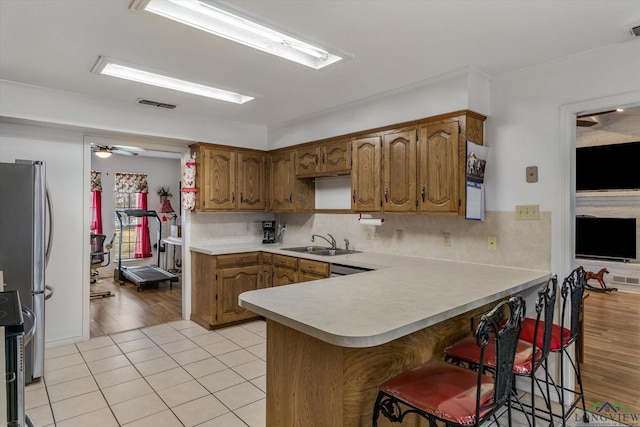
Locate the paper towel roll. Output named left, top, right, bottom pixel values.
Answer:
left=359, top=218, right=384, bottom=226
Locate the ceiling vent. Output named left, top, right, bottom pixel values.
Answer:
left=137, top=99, right=177, bottom=109
left=627, top=24, right=640, bottom=37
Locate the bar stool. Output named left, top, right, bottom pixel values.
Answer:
left=519, top=266, right=589, bottom=426
left=444, top=276, right=558, bottom=427
left=372, top=296, right=526, bottom=427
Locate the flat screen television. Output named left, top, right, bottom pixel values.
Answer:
left=575, top=216, right=637, bottom=261
left=576, top=141, right=640, bottom=191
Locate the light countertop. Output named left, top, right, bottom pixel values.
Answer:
left=191, top=242, right=549, bottom=348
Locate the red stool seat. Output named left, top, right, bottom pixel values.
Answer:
left=445, top=335, right=542, bottom=375
left=520, top=317, right=571, bottom=351
left=379, top=360, right=494, bottom=426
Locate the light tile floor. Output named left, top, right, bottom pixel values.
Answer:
left=26, top=320, right=267, bottom=427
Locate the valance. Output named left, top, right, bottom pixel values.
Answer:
left=91, top=170, right=102, bottom=192
left=115, top=172, right=148, bottom=193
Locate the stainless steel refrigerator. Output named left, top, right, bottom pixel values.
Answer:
left=0, top=160, right=54, bottom=384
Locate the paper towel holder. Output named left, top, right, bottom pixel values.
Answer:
left=358, top=213, right=384, bottom=226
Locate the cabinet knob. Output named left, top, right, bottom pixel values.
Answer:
left=315, top=153, right=319, bottom=165
left=322, top=152, right=326, bottom=165
left=240, top=192, right=244, bottom=203
left=352, top=190, right=356, bottom=203
left=421, top=186, right=426, bottom=203
left=289, top=192, right=293, bottom=203
left=384, top=187, right=389, bottom=203
left=232, top=192, right=235, bottom=203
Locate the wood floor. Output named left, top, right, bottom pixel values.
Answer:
left=581, top=290, right=640, bottom=415
left=90, top=275, right=183, bottom=337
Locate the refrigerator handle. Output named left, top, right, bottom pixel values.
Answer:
left=22, top=306, right=37, bottom=345
left=45, top=183, right=54, bottom=267
left=45, top=284, right=54, bottom=300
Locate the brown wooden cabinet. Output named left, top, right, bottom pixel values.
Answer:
left=268, top=149, right=314, bottom=212
left=418, top=120, right=460, bottom=214
left=295, top=139, right=351, bottom=177
left=191, top=143, right=265, bottom=212
left=237, top=151, right=266, bottom=210
left=272, top=254, right=298, bottom=286
left=382, top=128, right=417, bottom=212
left=190, top=251, right=263, bottom=329
left=351, top=136, right=382, bottom=211
left=298, top=258, right=330, bottom=282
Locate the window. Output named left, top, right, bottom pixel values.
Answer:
left=114, top=192, right=137, bottom=260
left=114, top=172, right=151, bottom=260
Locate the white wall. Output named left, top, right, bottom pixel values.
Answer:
left=0, top=80, right=267, bottom=150
left=0, top=123, right=87, bottom=347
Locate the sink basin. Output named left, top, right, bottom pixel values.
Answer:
left=282, top=246, right=361, bottom=256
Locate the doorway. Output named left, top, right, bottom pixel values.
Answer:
left=89, top=140, right=185, bottom=337
left=569, top=101, right=640, bottom=417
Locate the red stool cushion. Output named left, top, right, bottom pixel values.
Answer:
left=379, top=359, right=494, bottom=426
left=444, top=336, right=541, bottom=375
left=519, top=318, right=571, bottom=351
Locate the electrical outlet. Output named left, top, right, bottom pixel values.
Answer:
left=396, top=229, right=404, bottom=242
left=515, top=204, right=540, bottom=220
left=488, top=236, right=497, bottom=251
left=443, top=232, right=451, bottom=247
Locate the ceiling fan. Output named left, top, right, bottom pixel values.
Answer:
left=576, top=109, right=617, bottom=127
left=92, top=144, right=142, bottom=158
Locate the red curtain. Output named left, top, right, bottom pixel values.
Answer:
left=90, top=191, right=102, bottom=234
left=134, top=192, right=152, bottom=258
left=90, top=170, right=103, bottom=234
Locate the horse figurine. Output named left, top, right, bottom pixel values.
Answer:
left=585, top=268, right=617, bottom=292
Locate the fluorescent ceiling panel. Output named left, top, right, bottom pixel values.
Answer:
left=91, top=57, right=254, bottom=104
left=132, top=0, right=344, bottom=70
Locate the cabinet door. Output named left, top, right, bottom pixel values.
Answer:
left=351, top=136, right=381, bottom=211
left=418, top=121, right=459, bottom=213
left=217, top=265, right=262, bottom=324
left=273, top=266, right=298, bottom=286
left=321, top=139, right=351, bottom=175
left=383, top=129, right=416, bottom=212
left=237, top=151, right=266, bottom=210
left=190, top=252, right=216, bottom=328
left=296, top=145, right=320, bottom=177
left=201, top=147, right=236, bottom=211
left=269, top=150, right=296, bottom=211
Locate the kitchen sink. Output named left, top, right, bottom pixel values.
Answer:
left=282, top=246, right=361, bottom=256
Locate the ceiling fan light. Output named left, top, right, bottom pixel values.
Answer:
left=131, top=0, right=345, bottom=70
left=95, top=147, right=113, bottom=158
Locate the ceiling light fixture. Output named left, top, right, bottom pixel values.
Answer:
left=91, top=57, right=255, bottom=104
left=131, top=0, right=345, bottom=70
left=94, top=147, right=113, bottom=159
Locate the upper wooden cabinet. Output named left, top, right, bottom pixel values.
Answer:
left=191, top=143, right=266, bottom=212
left=351, top=136, right=382, bottom=211
left=268, top=149, right=314, bottom=212
left=382, top=128, right=417, bottom=213
left=418, top=121, right=459, bottom=214
left=295, top=139, right=351, bottom=178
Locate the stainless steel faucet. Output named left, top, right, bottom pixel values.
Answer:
left=344, top=238, right=350, bottom=252
left=311, top=233, right=336, bottom=249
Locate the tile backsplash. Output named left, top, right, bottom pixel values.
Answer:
left=189, top=210, right=551, bottom=270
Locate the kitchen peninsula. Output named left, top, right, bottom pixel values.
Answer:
left=191, top=244, right=549, bottom=427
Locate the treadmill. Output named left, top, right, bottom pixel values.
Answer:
left=115, top=209, right=178, bottom=291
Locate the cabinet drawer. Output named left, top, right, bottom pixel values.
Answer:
left=262, top=252, right=273, bottom=264
left=217, top=252, right=260, bottom=268
left=273, top=254, right=298, bottom=269
left=298, top=259, right=329, bottom=277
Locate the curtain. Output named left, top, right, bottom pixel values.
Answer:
left=115, top=172, right=151, bottom=259
left=134, top=192, right=152, bottom=258
left=90, top=171, right=103, bottom=234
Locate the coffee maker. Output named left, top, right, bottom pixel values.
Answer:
left=262, top=221, right=276, bottom=244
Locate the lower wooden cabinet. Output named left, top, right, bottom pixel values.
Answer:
left=191, top=251, right=331, bottom=329
left=190, top=251, right=264, bottom=329
left=298, top=258, right=330, bottom=282
left=273, top=254, right=298, bottom=286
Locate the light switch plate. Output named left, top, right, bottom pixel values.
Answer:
left=526, top=166, right=538, bottom=183
left=516, top=204, right=540, bottom=220
left=488, top=236, right=497, bottom=251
